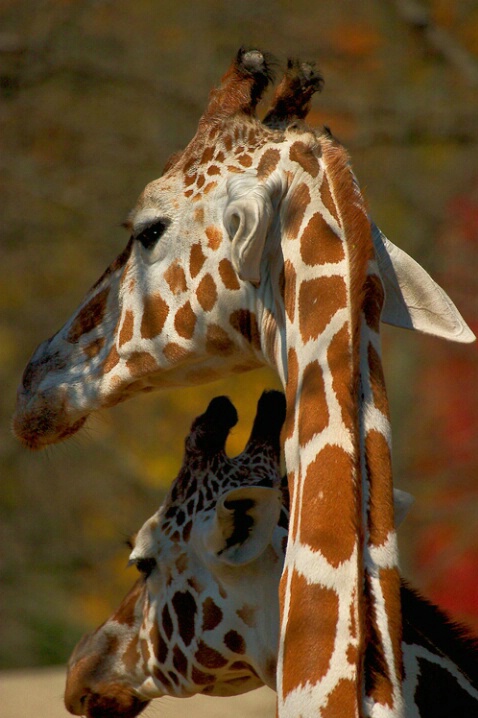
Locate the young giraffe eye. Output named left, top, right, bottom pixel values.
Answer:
left=136, top=220, right=169, bottom=250
left=134, top=556, right=157, bottom=578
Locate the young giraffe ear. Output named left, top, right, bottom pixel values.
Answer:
left=372, top=223, right=475, bottom=343
left=208, top=486, right=282, bottom=566
left=224, top=175, right=277, bottom=284
left=393, top=488, right=414, bottom=527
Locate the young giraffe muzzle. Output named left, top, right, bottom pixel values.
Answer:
left=65, top=392, right=478, bottom=718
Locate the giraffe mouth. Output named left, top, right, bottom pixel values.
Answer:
left=12, top=388, right=88, bottom=450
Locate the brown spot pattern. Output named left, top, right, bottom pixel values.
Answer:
left=141, top=293, right=169, bottom=339
left=126, top=351, right=158, bottom=376
left=83, top=337, right=105, bottom=358
left=257, top=148, right=280, bottom=180
left=320, top=176, right=340, bottom=224
left=206, top=324, right=235, bottom=356
left=174, top=301, right=197, bottom=340
left=218, top=258, right=240, bottom=290
left=172, top=645, right=188, bottom=675
left=171, top=591, right=197, bottom=646
left=284, top=348, right=299, bottom=441
left=300, top=445, right=357, bottom=564
left=119, top=310, right=134, bottom=346
left=229, top=309, right=261, bottom=351
left=300, top=211, right=345, bottom=266
left=282, top=259, right=297, bottom=324
left=191, top=665, right=215, bottom=685
left=164, top=262, right=187, bottom=294
left=378, top=566, right=403, bottom=691
left=189, top=243, right=207, bottom=279
left=298, top=361, right=329, bottom=447
left=162, top=343, right=195, bottom=363
left=67, top=288, right=109, bottom=343
left=366, top=429, right=393, bottom=548
left=299, top=276, right=346, bottom=342
left=197, top=274, right=218, bottom=311
left=327, top=325, right=353, bottom=432
left=322, top=679, right=358, bottom=718
left=289, top=141, right=320, bottom=178
left=368, top=343, right=390, bottom=419
left=205, top=225, right=223, bottom=250
left=284, top=182, right=310, bottom=240
left=224, top=630, right=246, bottom=654
left=195, top=640, right=228, bottom=669
left=236, top=604, right=257, bottom=628
left=201, top=597, right=223, bottom=632
left=282, top=570, right=338, bottom=694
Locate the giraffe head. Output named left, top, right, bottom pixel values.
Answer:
left=13, top=49, right=474, bottom=449
left=64, top=390, right=287, bottom=717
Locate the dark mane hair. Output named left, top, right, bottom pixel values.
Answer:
left=401, top=581, right=478, bottom=687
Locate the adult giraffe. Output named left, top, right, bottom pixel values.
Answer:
left=14, top=50, right=474, bottom=717
left=64, top=391, right=478, bottom=718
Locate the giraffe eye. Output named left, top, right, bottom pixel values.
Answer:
left=134, top=556, right=157, bottom=578
left=136, top=220, right=169, bottom=250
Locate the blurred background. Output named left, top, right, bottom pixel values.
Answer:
left=1, top=0, right=477, bottom=670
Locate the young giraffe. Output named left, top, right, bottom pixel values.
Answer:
left=64, top=391, right=478, bottom=718
left=14, top=51, right=474, bottom=717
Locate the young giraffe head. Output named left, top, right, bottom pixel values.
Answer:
left=13, top=49, right=473, bottom=449
left=65, top=393, right=478, bottom=718
left=64, top=390, right=287, bottom=717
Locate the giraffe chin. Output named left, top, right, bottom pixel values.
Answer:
left=12, top=394, right=88, bottom=450
left=67, top=690, right=149, bottom=718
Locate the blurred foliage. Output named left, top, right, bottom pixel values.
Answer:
left=0, top=0, right=477, bottom=668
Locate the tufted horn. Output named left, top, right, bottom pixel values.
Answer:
left=262, top=58, right=323, bottom=129
left=187, top=396, right=238, bottom=455
left=199, top=47, right=275, bottom=127
left=246, top=390, right=286, bottom=457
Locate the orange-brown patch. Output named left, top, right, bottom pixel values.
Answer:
left=229, top=309, right=261, bottom=351
left=363, top=274, right=384, bottom=333
left=83, top=337, right=105, bottom=358
left=366, top=429, right=393, bottom=548
left=122, top=636, right=141, bottom=672
left=322, top=679, right=358, bottom=718
left=299, top=276, right=346, bottom=342
left=284, top=347, right=299, bottom=441
left=238, top=153, right=253, bottom=168
left=67, top=288, right=110, bottom=343
left=215, top=150, right=225, bottom=163
left=281, top=571, right=339, bottom=694
left=203, top=181, right=218, bottom=194
left=283, top=259, right=297, bottom=324
left=368, top=343, right=389, bottom=418
left=206, top=323, right=236, bottom=356
left=194, top=207, right=205, bottom=224
left=300, top=445, right=357, bottom=564
left=236, top=604, right=257, bottom=628
left=103, top=345, right=120, bottom=373
left=257, top=148, right=280, bottom=180
left=164, top=262, right=187, bottom=294
left=300, top=211, right=345, bottom=266
left=218, top=258, right=240, bottom=290
left=140, top=293, right=169, bottom=339
left=126, top=351, right=158, bottom=375
left=284, top=182, right=310, bottom=240
left=320, top=175, right=340, bottom=224
left=197, top=274, right=218, bottom=311
left=162, top=343, right=195, bottom=363
left=196, top=174, right=205, bottom=189
left=380, top=565, right=403, bottom=682
left=174, top=301, right=197, bottom=340
left=200, top=146, right=215, bottom=164
left=119, top=310, right=134, bottom=346
left=205, top=225, right=223, bottom=250
left=189, top=243, right=207, bottom=279
left=298, top=360, right=329, bottom=447
left=207, top=165, right=221, bottom=176
left=289, top=140, right=320, bottom=178
left=327, top=324, right=353, bottom=432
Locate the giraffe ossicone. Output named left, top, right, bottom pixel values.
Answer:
left=14, top=49, right=475, bottom=717
left=64, top=391, right=478, bottom=718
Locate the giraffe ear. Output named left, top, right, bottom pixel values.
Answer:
left=224, top=176, right=275, bottom=284
left=207, top=486, right=282, bottom=566
left=372, top=223, right=475, bottom=343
